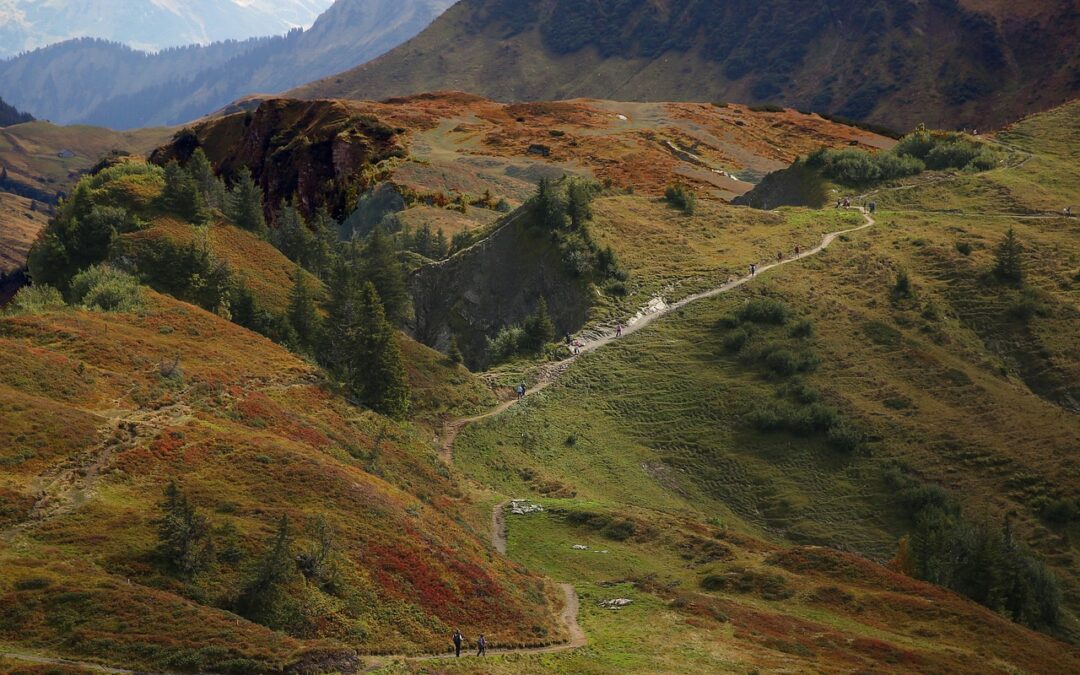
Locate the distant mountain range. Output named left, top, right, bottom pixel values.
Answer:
left=293, top=0, right=1080, bottom=131
left=0, top=0, right=455, bottom=129
left=0, top=0, right=334, bottom=58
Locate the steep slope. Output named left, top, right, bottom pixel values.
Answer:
left=0, top=0, right=334, bottom=58
left=293, top=0, right=1080, bottom=131
left=451, top=100, right=1080, bottom=653
left=0, top=0, right=455, bottom=129
left=0, top=291, right=562, bottom=671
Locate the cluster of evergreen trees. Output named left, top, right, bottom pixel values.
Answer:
left=532, top=177, right=626, bottom=283
left=886, top=467, right=1062, bottom=631
left=157, top=482, right=340, bottom=630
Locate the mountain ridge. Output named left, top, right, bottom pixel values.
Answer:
left=292, top=0, right=1080, bottom=131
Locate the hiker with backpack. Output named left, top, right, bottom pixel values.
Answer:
left=615, top=323, right=623, bottom=338
left=750, top=263, right=757, bottom=277
left=452, top=630, right=463, bottom=657
left=476, top=634, right=487, bottom=656
left=516, top=383, right=526, bottom=400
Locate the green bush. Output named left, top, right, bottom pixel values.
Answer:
left=69, top=265, right=143, bottom=312
left=723, top=327, right=750, bottom=352
left=789, top=319, right=813, bottom=338
left=486, top=325, right=526, bottom=364
left=1041, top=498, right=1079, bottom=525
left=6, top=285, right=66, bottom=314
left=664, top=183, right=697, bottom=214
left=737, top=298, right=791, bottom=325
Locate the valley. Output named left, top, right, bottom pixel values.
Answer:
left=1, top=2, right=1078, bottom=669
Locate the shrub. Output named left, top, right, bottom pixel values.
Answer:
left=827, top=423, right=864, bottom=453
left=69, top=265, right=143, bottom=312
left=6, top=285, right=66, bottom=314
left=723, top=327, right=750, bottom=352
left=893, top=269, right=914, bottom=299
left=789, top=319, right=813, bottom=338
left=737, top=298, right=790, bottom=324
left=14, top=577, right=52, bottom=591
left=664, top=183, right=697, bottom=214
left=486, top=325, right=526, bottom=364
left=1041, top=498, right=1079, bottom=525
left=955, top=241, right=973, bottom=255
left=763, top=348, right=800, bottom=377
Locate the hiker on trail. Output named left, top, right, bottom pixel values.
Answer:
left=777, top=251, right=783, bottom=263
left=573, top=340, right=582, bottom=355
left=476, top=634, right=487, bottom=656
left=750, top=263, right=757, bottom=277
left=869, top=202, right=877, bottom=214
left=517, top=383, right=526, bottom=400
left=453, top=630, right=463, bottom=657
left=794, top=244, right=801, bottom=257
left=835, top=198, right=842, bottom=209
left=565, top=332, right=572, bottom=346
left=616, top=323, right=623, bottom=338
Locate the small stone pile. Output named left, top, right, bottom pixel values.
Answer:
left=598, top=598, right=633, bottom=610
left=508, top=499, right=544, bottom=515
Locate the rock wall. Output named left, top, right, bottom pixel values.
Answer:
left=409, top=207, right=591, bottom=367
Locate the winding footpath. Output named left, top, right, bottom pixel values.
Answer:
left=0, top=209, right=876, bottom=675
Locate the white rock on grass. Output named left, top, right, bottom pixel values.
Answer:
left=598, top=598, right=633, bottom=609
left=571, top=544, right=588, bottom=550
left=509, top=499, right=544, bottom=515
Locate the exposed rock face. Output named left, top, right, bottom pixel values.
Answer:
left=150, top=98, right=405, bottom=218
left=409, top=208, right=591, bottom=367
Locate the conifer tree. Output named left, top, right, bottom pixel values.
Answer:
left=994, top=227, right=1023, bottom=284
left=361, top=226, right=409, bottom=325
left=160, top=160, right=208, bottom=224
left=288, top=267, right=320, bottom=348
left=536, top=178, right=568, bottom=230
left=227, top=166, right=266, bottom=236
left=238, top=514, right=294, bottom=622
left=523, top=298, right=556, bottom=352
left=157, top=481, right=214, bottom=577
left=566, top=179, right=594, bottom=229
left=353, top=282, right=410, bottom=418
left=434, top=228, right=449, bottom=259
left=272, top=202, right=312, bottom=266
left=447, top=336, right=463, bottom=365
left=310, top=206, right=339, bottom=279
left=319, top=255, right=360, bottom=380
left=187, top=148, right=226, bottom=210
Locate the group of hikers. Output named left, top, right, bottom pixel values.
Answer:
left=835, top=197, right=876, bottom=214
left=451, top=630, right=486, bottom=657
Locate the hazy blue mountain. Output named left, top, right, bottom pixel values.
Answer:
left=0, top=0, right=455, bottom=129
left=0, top=0, right=334, bottom=58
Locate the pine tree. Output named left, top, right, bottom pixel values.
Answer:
left=993, top=227, right=1023, bottom=284
left=536, top=178, right=568, bottom=230
left=412, top=223, right=434, bottom=258
left=160, top=160, right=208, bottom=224
left=227, top=166, right=266, bottom=236
left=157, top=481, right=214, bottom=577
left=447, top=336, right=464, bottom=365
left=352, top=282, right=410, bottom=418
left=238, top=514, right=294, bottom=622
left=361, top=226, right=409, bottom=325
left=566, top=179, right=594, bottom=229
left=434, top=228, right=449, bottom=259
left=272, top=202, right=313, bottom=266
left=318, top=255, right=360, bottom=379
left=522, top=298, right=556, bottom=352
left=310, top=206, right=339, bottom=279
left=187, top=148, right=226, bottom=210
left=288, top=267, right=320, bottom=348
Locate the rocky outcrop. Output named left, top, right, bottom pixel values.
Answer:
left=150, top=99, right=406, bottom=219
left=409, top=207, right=591, bottom=367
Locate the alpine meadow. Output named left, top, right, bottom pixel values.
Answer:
left=0, top=1, right=1078, bottom=673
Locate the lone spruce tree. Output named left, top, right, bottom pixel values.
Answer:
left=361, top=226, right=409, bottom=325
left=157, top=481, right=214, bottom=577
left=160, top=160, right=208, bottom=224
left=523, top=298, right=556, bottom=352
left=238, top=514, right=294, bottom=624
left=994, top=227, right=1024, bottom=284
left=227, top=166, right=266, bottom=236
left=187, top=148, right=226, bottom=210
left=353, top=282, right=410, bottom=418
left=288, top=267, right=320, bottom=349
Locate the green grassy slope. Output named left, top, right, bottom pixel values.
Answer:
left=440, top=100, right=1080, bottom=671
